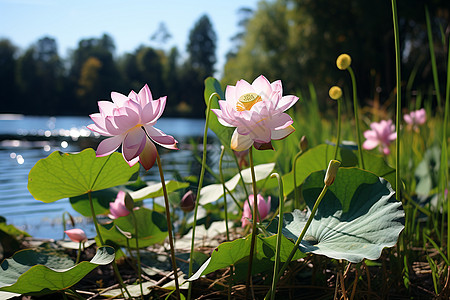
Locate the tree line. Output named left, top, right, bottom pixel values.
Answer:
left=0, top=15, right=217, bottom=118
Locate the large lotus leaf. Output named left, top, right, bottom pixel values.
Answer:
left=270, top=144, right=396, bottom=196
left=129, top=180, right=189, bottom=201
left=98, top=208, right=168, bottom=248
left=268, top=168, right=404, bottom=263
left=189, top=234, right=305, bottom=281
left=0, top=246, right=114, bottom=295
left=28, top=149, right=139, bottom=203
left=204, top=77, right=235, bottom=148
left=70, top=187, right=120, bottom=216
left=199, top=163, right=275, bottom=205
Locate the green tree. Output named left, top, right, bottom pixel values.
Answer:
left=0, top=39, right=18, bottom=113
left=184, top=14, right=217, bottom=117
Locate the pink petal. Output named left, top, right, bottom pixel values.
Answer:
left=249, top=123, right=272, bottom=143
left=235, top=79, right=255, bottom=97
left=98, top=101, right=115, bottom=116
left=139, top=138, right=158, bottom=170
left=225, top=85, right=238, bottom=108
left=96, top=135, right=124, bottom=157
left=113, top=107, right=140, bottom=132
left=251, top=75, right=272, bottom=100
left=138, top=84, right=153, bottom=106
left=275, top=95, right=299, bottom=113
left=266, top=113, right=293, bottom=130
left=231, top=129, right=254, bottom=151
left=141, top=99, right=161, bottom=124
left=111, top=92, right=129, bottom=107
left=362, top=139, right=379, bottom=150
left=122, top=129, right=147, bottom=161
left=271, top=125, right=295, bottom=140
left=403, top=114, right=412, bottom=125
left=65, top=229, right=87, bottom=243
left=144, top=125, right=178, bottom=149
left=363, top=130, right=377, bottom=139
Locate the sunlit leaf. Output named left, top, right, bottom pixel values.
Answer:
left=129, top=180, right=189, bottom=201
left=189, top=234, right=305, bottom=281
left=98, top=208, right=168, bottom=248
left=268, top=168, right=404, bottom=263
left=199, top=163, right=275, bottom=205
left=28, top=149, right=139, bottom=203
left=273, top=144, right=396, bottom=196
left=0, top=246, right=115, bottom=295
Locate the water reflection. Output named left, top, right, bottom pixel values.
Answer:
left=0, top=115, right=212, bottom=240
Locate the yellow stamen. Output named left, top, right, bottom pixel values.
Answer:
left=236, top=93, right=262, bottom=111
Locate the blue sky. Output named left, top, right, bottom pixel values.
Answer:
left=0, top=0, right=260, bottom=76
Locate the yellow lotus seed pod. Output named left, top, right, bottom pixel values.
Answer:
left=329, top=86, right=342, bottom=100
left=336, top=54, right=352, bottom=70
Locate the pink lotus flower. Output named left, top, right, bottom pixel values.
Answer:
left=212, top=75, right=299, bottom=151
left=109, top=190, right=130, bottom=219
left=87, top=84, right=178, bottom=170
left=241, top=194, right=271, bottom=227
left=65, top=228, right=87, bottom=243
left=363, top=120, right=397, bottom=155
left=404, top=108, right=426, bottom=130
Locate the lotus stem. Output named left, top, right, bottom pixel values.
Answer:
left=292, top=150, right=304, bottom=211
left=270, top=173, right=284, bottom=300
left=88, top=191, right=132, bottom=298
left=348, top=66, right=365, bottom=169
left=246, top=146, right=258, bottom=299
left=156, top=151, right=180, bottom=300
left=130, top=210, right=144, bottom=299
left=187, top=92, right=218, bottom=300
left=76, top=241, right=82, bottom=264
left=425, top=6, right=442, bottom=109
left=265, top=184, right=329, bottom=300
left=444, top=24, right=450, bottom=264
left=334, top=97, right=342, bottom=160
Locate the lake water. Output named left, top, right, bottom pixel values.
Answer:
left=0, top=115, right=211, bottom=240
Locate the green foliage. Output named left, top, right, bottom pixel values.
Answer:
left=98, top=208, right=168, bottom=248
left=28, top=149, right=139, bottom=202
left=267, top=168, right=404, bottom=263
left=0, top=246, right=115, bottom=295
left=129, top=180, right=189, bottom=201
left=190, top=234, right=305, bottom=281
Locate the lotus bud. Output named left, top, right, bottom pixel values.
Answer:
left=324, top=160, right=341, bottom=186
left=299, top=136, right=308, bottom=152
left=65, top=228, right=87, bottom=243
left=124, top=192, right=134, bottom=211
left=180, top=190, right=196, bottom=212
left=336, top=54, right=352, bottom=70
left=329, top=86, right=342, bottom=100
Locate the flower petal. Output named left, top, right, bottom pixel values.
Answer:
left=111, top=92, right=129, bottom=107
left=138, top=84, right=153, bottom=106
left=144, top=125, right=178, bottom=149
left=362, top=139, right=379, bottom=150
left=139, top=138, right=158, bottom=170
left=122, top=129, right=147, bottom=161
left=96, top=135, right=124, bottom=157
left=231, top=129, right=254, bottom=151
left=251, top=75, right=272, bottom=100
left=271, top=125, right=295, bottom=140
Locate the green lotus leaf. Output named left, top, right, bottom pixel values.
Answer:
left=268, top=168, right=404, bottom=263
left=274, top=144, right=396, bottom=196
left=28, top=149, right=139, bottom=203
left=98, top=208, right=168, bottom=248
left=199, top=163, right=275, bottom=205
left=204, top=77, right=235, bottom=148
left=129, top=180, right=189, bottom=201
left=189, top=234, right=305, bottom=281
left=0, top=246, right=114, bottom=295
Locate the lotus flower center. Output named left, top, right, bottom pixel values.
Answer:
left=236, top=93, right=262, bottom=111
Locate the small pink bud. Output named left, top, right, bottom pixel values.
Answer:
left=65, top=229, right=87, bottom=243
left=180, top=190, right=196, bottom=212
left=109, top=191, right=130, bottom=219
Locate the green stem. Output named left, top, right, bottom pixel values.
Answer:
left=233, top=151, right=250, bottom=200
left=425, top=5, right=442, bottom=109
left=265, top=185, right=329, bottom=300
left=333, top=98, right=342, bottom=160
left=270, top=173, right=284, bottom=300
left=246, top=146, right=258, bottom=298
left=391, top=0, right=402, bottom=202
left=219, top=146, right=232, bottom=300
left=292, top=150, right=303, bottom=211
left=76, top=242, right=81, bottom=264
left=444, top=25, right=450, bottom=263
left=130, top=210, right=144, bottom=299
left=156, top=152, right=180, bottom=300
left=348, top=66, right=365, bottom=169
left=187, top=92, right=218, bottom=300
left=88, top=191, right=131, bottom=298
